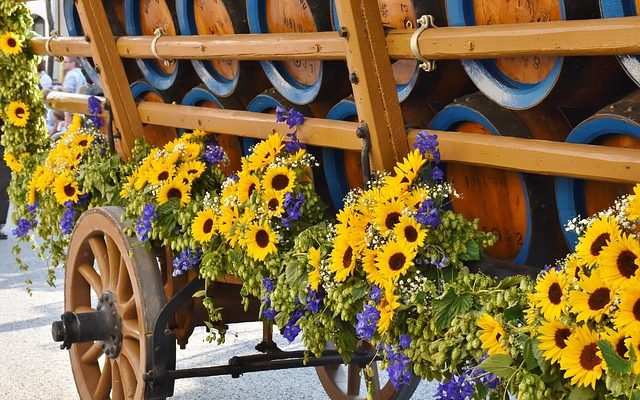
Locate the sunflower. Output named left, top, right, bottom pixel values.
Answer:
left=599, top=233, right=640, bottom=287
left=192, top=209, right=217, bottom=244
left=569, top=270, right=616, bottom=323
left=263, top=165, right=295, bottom=193
left=532, top=268, right=568, bottom=321
left=329, top=235, right=359, bottom=282
left=148, top=161, right=176, bottom=186
left=244, top=222, right=278, bottom=261
left=263, top=190, right=285, bottom=217
left=375, top=240, right=417, bottom=282
left=565, top=254, right=586, bottom=282
left=601, top=329, right=630, bottom=364
left=180, top=141, right=202, bottom=161
left=3, top=152, right=22, bottom=172
left=377, top=290, right=400, bottom=334
left=393, top=215, right=426, bottom=249
left=120, top=175, right=136, bottom=198
left=335, top=206, right=367, bottom=238
left=614, top=283, right=640, bottom=335
left=0, top=32, right=23, bottom=55
left=178, top=160, right=205, bottom=182
left=406, top=187, right=429, bottom=210
left=537, top=319, right=572, bottom=364
left=6, top=101, right=29, bottom=127
left=374, top=198, right=406, bottom=233
left=308, top=247, right=322, bottom=292
left=477, top=314, right=508, bottom=356
left=157, top=179, right=191, bottom=207
left=575, top=216, right=621, bottom=267
left=53, top=173, right=81, bottom=205
left=218, top=205, right=239, bottom=243
left=560, top=326, right=605, bottom=389
left=625, top=336, right=640, bottom=374
left=71, top=133, right=93, bottom=149
left=33, top=166, right=54, bottom=191
left=245, top=133, right=284, bottom=171
left=628, top=184, right=640, bottom=220
left=237, top=173, right=261, bottom=203
left=391, top=149, right=426, bottom=186
left=27, top=178, right=37, bottom=206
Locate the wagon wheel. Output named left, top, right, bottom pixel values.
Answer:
left=63, top=207, right=168, bottom=400
left=316, top=342, right=420, bottom=400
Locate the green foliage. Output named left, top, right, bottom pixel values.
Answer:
left=433, top=288, right=473, bottom=332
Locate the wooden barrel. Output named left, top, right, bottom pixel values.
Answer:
left=180, top=86, right=244, bottom=174
left=556, top=91, right=640, bottom=249
left=445, top=0, right=631, bottom=110
left=63, top=0, right=102, bottom=86
left=429, top=92, right=570, bottom=266
left=175, top=0, right=271, bottom=106
left=246, top=0, right=349, bottom=109
left=245, top=88, right=333, bottom=205
left=600, top=0, right=640, bottom=87
left=124, top=0, right=199, bottom=95
left=130, top=80, right=177, bottom=147
left=330, top=0, right=474, bottom=105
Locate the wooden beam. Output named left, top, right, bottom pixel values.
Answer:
left=46, top=91, right=106, bottom=116
left=75, top=0, right=144, bottom=159
left=334, top=0, right=408, bottom=170
left=30, top=37, right=92, bottom=57
left=386, top=16, right=640, bottom=59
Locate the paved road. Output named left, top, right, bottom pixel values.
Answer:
left=0, top=210, right=438, bottom=399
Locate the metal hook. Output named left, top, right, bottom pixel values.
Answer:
left=410, top=15, right=437, bottom=72
left=151, top=28, right=175, bottom=67
left=356, top=122, right=372, bottom=183
left=45, top=30, right=64, bottom=62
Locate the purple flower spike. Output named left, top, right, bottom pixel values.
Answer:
left=13, top=218, right=36, bottom=238
left=286, top=108, right=305, bottom=128
left=399, top=334, right=412, bottom=350
left=60, top=201, right=77, bottom=235
left=262, top=277, right=275, bottom=293
left=172, top=247, right=203, bottom=277
left=355, top=304, right=380, bottom=340
left=281, top=192, right=305, bottom=228
left=136, top=204, right=157, bottom=242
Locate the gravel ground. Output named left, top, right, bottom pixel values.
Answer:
left=0, top=210, right=438, bottom=399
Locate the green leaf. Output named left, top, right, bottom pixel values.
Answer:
left=496, top=276, right=522, bottom=289
left=568, top=385, right=596, bottom=400
left=631, top=391, right=640, bottom=400
left=477, top=354, right=515, bottom=380
left=351, top=285, right=367, bottom=301
left=459, top=240, right=480, bottom=261
left=598, top=339, right=631, bottom=374
left=503, top=305, right=524, bottom=323
left=433, top=289, right=472, bottom=331
left=520, top=335, right=538, bottom=371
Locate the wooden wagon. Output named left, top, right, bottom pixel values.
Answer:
left=20, top=0, right=640, bottom=398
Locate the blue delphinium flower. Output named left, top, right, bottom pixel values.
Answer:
left=202, top=141, right=225, bottom=166
left=305, top=288, right=322, bottom=314
left=416, top=199, right=441, bottom=228
left=413, top=130, right=439, bottom=157
left=370, top=285, right=382, bottom=303
left=435, top=374, right=475, bottom=400
left=355, top=304, right=380, bottom=340
left=172, top=247, right=203, bottom=277
left=87, top=95, right=104, bottom=129
left=282, top=309, right=304, bottom=342
left=275, top=106, right=288, bottom=123
left=431, top=255, right=448, bottom=270
left=60, top=201, right=77, bottom=235
left=262, top=277, right=275, bottom=293
left=26, top=201, right=38, bottom=214
left=12, top=218, right=36, bottom=238
left=285, top=131, right=305, bottom=153
left=286, top=108, right=305, bottom=128
left=385, top=346, right=413, bottom=390
left=263, top=307, right=277, bottom=321
left=431, top=165, right=444, bottom=181
left=136, top=203, right=157, bottom=242
left=78, top=193, right=91, bottom=207
left=399, top=334, right=412, bottom=350
left=281, top=192, right=305, bottom=228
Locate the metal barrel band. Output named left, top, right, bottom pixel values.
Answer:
left=410, top=15, right=437, bottom=72
left=151, top=28, right=176, bottom=67
left=45, top=31, right=64, bottom=62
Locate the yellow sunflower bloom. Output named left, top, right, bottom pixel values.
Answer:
left=157, top=179, right=191, bottom=207
left=625, top=336, right=640, bottom=374
left=477, top=313, right=508, bottom=356
left=560, top=326, right=606, bottom=389
left=71, top=133, right=93, bottom=149
left=575, top=216, right=621, bottom=267
left=244, top=222, right=278, bottom=261
left=3, top=152, right=22, bottom=172
left=263, top=190, right=285, bottom=217
left=537, top=319, right=572, bottom=364
left=237, top=173, right=261, bottom=203
left=53, top=173, right=81, bottom=205
left=329, top=235, right=359, bottom=282
left=27, top=178, right=37, bottom=206
left=569, top=270, right=616, bottom=323
left=192, top=209, right=217, bottom=244
left=565, top=253, right=586, bottom=282
left=406, top=187, right=430, bottom=210
left=392, top=149, right=426, bottom=186
left=601, top=329, right=631, bottom=365
left=614, top=283, right=640, bottom=335
left=374, top=198, right=406, bottom=233
left=0, top=32, right=23, bottom=55
left=177, top=160, right=205, bottom=182
left=33, top=166, right=54, bottom=192
left=148, top=161, right=176, bottom=186
left=308, top=247, right=322, bottom=292
left=532, top=268, right=568, bottom=321
left=245, top=133, right=284, bottom=171
left=627, top=184, right=640, bottom=220
left=375, top=240, right=417, bottom=282
left=599, top=233, right=640, bottom=286
left=377, top=290, right=400, bottom=334
left=6, top=101, right=29, bottom=127
left=120, top=175, right=136, bottom=198
left=218, top=205, right=239, bottom=243
left=393, top=215, right=426, bottom=249
left=263, top=165, right=295, bottom=193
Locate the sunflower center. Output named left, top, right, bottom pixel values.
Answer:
left=342, top=246, right=353, bottom=268
left=158, top=171, right=169, bottom=181
left=268, top=198, right=279, bottom=211
left=617, top=250, right=638, bottom=278
left=7, top=38, right=16, bottom=48
left=588, top=288, right=611, bottom=311
left=188, top=169, right=198, bottom=175
left=579, top=343, right=602, bottom=371
left=167, top=188, right=182, bottom=199
left=385, top=212, right=401, bottom=230
left=63, top=184, right=76, bottom=197
left=495, top=332, right=502, bottom=341
left=203, top=219, right=213, bottom=234
left=615, top=339, right=629, bottom=359
left=272, top=174, right=290, bottom=191
left=590, top=233, right=610, bottom=256
left=548, top=282, right=563, bottom=305
left=255, top=229, right=270, bottom=248
left=389, top=252, right=406, bottom=271
left=401, top=176, right=409, bottom=184
left=15, top=107, right=25, bottom=118
left=554, top=328, right=571, bottom=349
left=248, top=183, right=256, bottom=197
left=78, top=139, right=88, bottom=147
left=404, top=226, right=418, bottom=243
left=633, top=299, right=640, bottom=321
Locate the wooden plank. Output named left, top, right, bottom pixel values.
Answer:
left=408, top=129, right=640, bottom=183
left=386, top=16, right=640, bottom=59
left=75, top=0, right=144, bottom=160
left=334, top=0, right=408, bottom=170
left=46, top=91, right=106, bottom=116
left=31, top=37, right=91, bottom=57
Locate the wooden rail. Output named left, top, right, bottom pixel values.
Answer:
left=31, top=16, right=640, bottom=60
left=47, top=92, right=640, bottom=184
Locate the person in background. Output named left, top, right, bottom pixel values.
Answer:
left=49, top=110, right=67, bottom=137
left=37, top=60, right=52, bottom=90
left=62, top=57, right=87, bottom=93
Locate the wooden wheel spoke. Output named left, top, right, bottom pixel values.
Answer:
left=121, top=338, right=142, bottom=377
left=77, top=263, right=103, bottom=296
left=347, top=363, right=362, bottom=396
left=93, top=358, right=112, bottom=400
left=120, top=296, right=136, bottom=320
left=111, top=360, right=125, bottom=400
left=105, top=236, right=121, bottom=291
left=89, top=235, right=109, bottom=280
left=117, top=357, right=138, bottom=399
left=117, top=259, right=132, bottom=300
left=122, top=319, right=141, bottom=339
left=80, top=342, right=103, bottom=364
